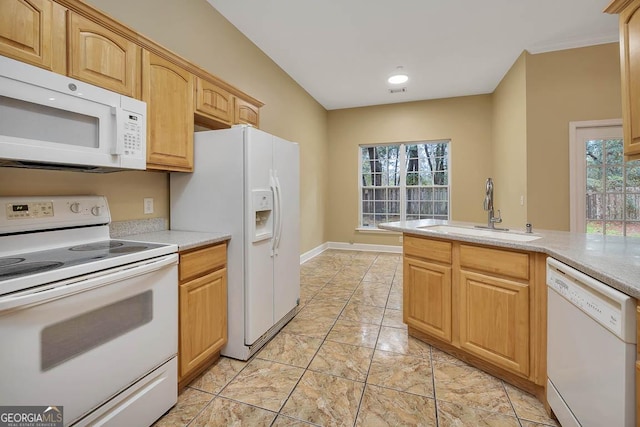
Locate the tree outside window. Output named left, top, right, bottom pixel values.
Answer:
left=585, top=138, right=640, bottom=237
left=360, top=141, right=450, bottom=228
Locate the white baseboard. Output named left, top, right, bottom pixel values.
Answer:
left=299, top=241, right=402, bottom=264
left=300, top=242, right=329, bottom=263
left=327, top=241, right=402, bottom=253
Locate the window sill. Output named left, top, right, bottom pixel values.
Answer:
left=355, top=227, right=400, bottom=234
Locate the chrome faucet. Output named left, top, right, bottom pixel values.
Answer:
left=480, top=178, right=505, bottom=230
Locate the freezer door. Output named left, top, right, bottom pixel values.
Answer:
left=244, top=128, right=276, bottom=345
left=273, top=137, right=300, bottom=321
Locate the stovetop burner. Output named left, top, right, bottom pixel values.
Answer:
left=109, top=246, right=150, bottom=254
left=69, top=242, right=124, bottom=251
left=0, top=257, right=24, bottom=267
left=0, top=239, right=171, bottom=288
left=0, top=261, right=64, bottom=279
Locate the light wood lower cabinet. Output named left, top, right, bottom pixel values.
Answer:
left=178, top=242, right=227, bottom=389
left=404, top=256, right=452, bottom=342
left=459, top=270, right=529, bottom=376
left=0, top=0, right=66, bottom=73
left=403, top=234, right=545, bottom=398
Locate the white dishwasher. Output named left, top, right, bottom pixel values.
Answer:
left=546, top=257, right=636, bottom=427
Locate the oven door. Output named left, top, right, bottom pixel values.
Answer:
left=0, top=254, right=178, bottom=426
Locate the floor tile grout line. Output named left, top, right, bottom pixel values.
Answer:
left=179, top=251, right=403, bottom=426
left=268, top=251, right=377, bottom=426
left=501, top=379, right=525, bottom=424
left=350, top=252, right=402, bottom=426
left=177, top=250, right=550, bottom=426
left=429, top=341, right=441, bottom=427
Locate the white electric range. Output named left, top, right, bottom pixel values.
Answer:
left=0, top=195, right=179, bottom=426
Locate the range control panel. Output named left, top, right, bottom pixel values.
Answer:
left=6, top=201, right=54, bottom=220
left=0, top=196, right=110, bottom=234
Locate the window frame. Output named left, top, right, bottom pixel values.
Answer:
left=358, top=140, right=451, bottom=230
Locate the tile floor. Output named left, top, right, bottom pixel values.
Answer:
left=154, top=250, right=559, bottom=427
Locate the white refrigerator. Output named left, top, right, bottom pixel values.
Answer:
left=170, top=125, right=300, bottom=360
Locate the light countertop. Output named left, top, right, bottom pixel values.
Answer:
left=379, top=219, right=640, bottom=299
left=121, top=229, right=231, bottom=252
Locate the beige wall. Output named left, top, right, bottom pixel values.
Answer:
left=491, top=52, right=528, bottom=229
left=0, top=0, right=328, bottom=253
left=526, top=43, right=621, bottom=230
left=326, top=96, right=493, bottom=246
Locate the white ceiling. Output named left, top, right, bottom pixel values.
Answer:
left=207, top=0, right=619, bottom=110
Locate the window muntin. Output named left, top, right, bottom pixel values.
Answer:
left=360, top=141, right=450, bottom=228
left=585, top=138, right=640, bottom=237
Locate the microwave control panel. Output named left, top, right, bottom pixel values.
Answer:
left=122, top=113, right=143, bottom=157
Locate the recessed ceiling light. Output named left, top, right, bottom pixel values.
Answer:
left=388, top=66, right=409, bottom=84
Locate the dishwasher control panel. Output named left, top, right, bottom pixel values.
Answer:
left=547, top=257, right=635, bottom=342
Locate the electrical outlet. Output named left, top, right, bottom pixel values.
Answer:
left=520, top=195, right=525, bottom=206
left=143, top=198, right=154, bottom=214
left=398, top=235, right=403, bottom=243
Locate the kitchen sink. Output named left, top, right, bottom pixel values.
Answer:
left=418, top=225, right=542, bottom=242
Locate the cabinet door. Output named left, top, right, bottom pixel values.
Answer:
left=195, top=77, right=233, bottom=125
left=234, top=97, right=260, bottom=127
left=68, top=13, right=140, bottom=98
left=459, top=270, right=529, bottom=376
left=620, top=0, right=640, bottom=157
left=0, top=0, right=65, bottom=73
left=404, top=256, right=452, bottom=342
left=142, top=50, right=194, bottom=171
left=179, top=268, right=227, bottom=379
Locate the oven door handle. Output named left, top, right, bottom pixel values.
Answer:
left=0, top=254, right=178, bottom=313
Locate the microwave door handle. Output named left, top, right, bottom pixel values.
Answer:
left=112, top=106, right=124, bottom=156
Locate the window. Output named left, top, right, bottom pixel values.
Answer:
left=570, top=120, right=640, bottom=237
left=585, top=139, right=640, bottom=236
left=360, top=141, right=450, bottom=229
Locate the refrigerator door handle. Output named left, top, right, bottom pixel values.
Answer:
left=274, top=175, right=284, bottom=253
left=270, top=172, right=280, bottom=256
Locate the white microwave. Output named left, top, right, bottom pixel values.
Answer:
left=0, top=55, right=146, bottom=172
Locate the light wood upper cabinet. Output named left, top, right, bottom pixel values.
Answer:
left=142, top=50, right=194, bottom=172
left=606, top=0, right=640, bottom=158
left=67, top=12, right=140, bottom=98
left=0, top=0, right=66, bottom=73
left=195, top=77, right=233, bottom=125
left=459, top=270, right=530, bottom=376
left=235, top=97, right=260, bottom=127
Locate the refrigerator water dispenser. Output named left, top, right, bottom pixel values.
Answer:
left=252, top=190, right=273, bottom=242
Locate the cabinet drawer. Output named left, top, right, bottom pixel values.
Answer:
left=459, top=244, right=529, bottom=280
left=404, top=235, right=452, bottom=264
left=179, top=243, right=226, bottom=282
